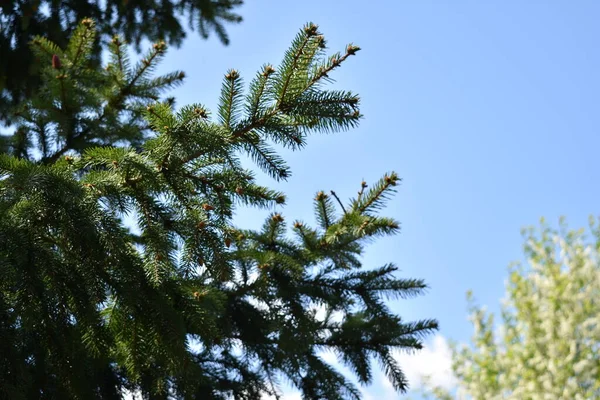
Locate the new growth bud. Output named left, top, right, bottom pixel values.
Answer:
left=262, top=65, right=276, bottom=77
left=152, top=41, right=167, bottom=52
left=225, top=69, right=240, bottom=81
left=384, top=173, right=399, bottom=186
left=304, top=23, right=319, bottom=37
left=315, top=191, right=327, bottom=201
left=346, top=44, right=361, bottom=55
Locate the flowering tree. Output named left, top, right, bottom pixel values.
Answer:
left=423, top=217, right=600, bottom=400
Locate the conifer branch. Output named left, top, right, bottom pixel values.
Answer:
left=277, top=25, right=316, bottom=106
left=70, top=19, right=95, bottom=68
left=309, top=44, right=361, bottom=89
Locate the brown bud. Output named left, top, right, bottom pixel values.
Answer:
left=202, top=204, right=214, bottom=211
left=258, top=263, right=269, bottom=270
left=275, top=195, right=286, bottom=204
left=294, top=221, right=303, bottom=229
left=315, top=191, right=327, bottom=201
left=262, top=65, right=276, bottom=77
left=225, top=69, right=239, bottom=80
left=178, top=71, right=185, bottom=79
left=64, top=156, right=74, bottom=163
left=81, top=18, right=94, bottom=27
left=304, top=23, right=319, bottom=36
left=194, top=107, right=208, bottom=118
left=316, top=35, right=327, bottom=49
left=384, top=175, right=398, bottom=186
left=111, top=36, right=121, bottom=46
left=361, top=181, right=368, bottom=188
left=346, top=44, right=361, bottom=55
left=52, top=54, right=61, bottom=69
left=272, top=213, right=284, bottom=223
left=111, top=160, right=118, bottom=167
left=224, top=238, right=232, bottom=248
left=235, top=187, right=244, bottom=195
left=152, top=41, right=166, bottom=52
left=197, top=221, right=206, bottom=229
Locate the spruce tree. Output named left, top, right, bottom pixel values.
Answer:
left=0, top=19, right=438, bottom=399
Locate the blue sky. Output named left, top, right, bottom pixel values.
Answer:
left=150, top=1, right=600, bottom=397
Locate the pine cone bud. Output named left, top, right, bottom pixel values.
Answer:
left=304, top=23, right=319, bottom=36
left=235, top=187, right=244, bottom=195
left=52, top=54, right=61, bottom=69
left=262, top=65, right=276, bottom=77
left=384, top=175, right=398, bottom=186
left=64, top=156, right=74, bottom=163
left=202, top=204, right=214, bottom=211
left=315, top=191, right=327, bottom=201
left=346, top=44, right=361, bottom=55
left=197, top=221, right=206, bottom=229
left=225, top=69, right=239, bottom=80
left=81, top=18, right=94, bottom=27
left=294, top=221, right=303, bottom=229
left=272, top=213, right=284, bottom=223
left=316, top=35, right=327, bottom=49
left=275, top=195, right=286, bottom=204
left=361, top=181, right=368, bottom=188
left=224, top=238, right=231, bottom=248
left=112, top=36, right=121, bottom=46
left=152, top=41, right=166, bottom=52
left=193, top=107, right=208, bottom=118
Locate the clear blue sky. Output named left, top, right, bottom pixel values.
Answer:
left=153, top=1, right=600, bottom=396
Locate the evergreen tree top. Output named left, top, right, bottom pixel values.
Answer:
left=0, top=19, right=438, bottom=399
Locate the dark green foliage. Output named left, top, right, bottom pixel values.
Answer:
left=0, top=20, right=438, bottom=399
left=0, top=0, right=242, bottom=122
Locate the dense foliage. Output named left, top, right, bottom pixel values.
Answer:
left=0, top=0, right=242, bottom=122
left=422, top=218, right=600, bottom=400
left=0, top=19, right=437, bottom=399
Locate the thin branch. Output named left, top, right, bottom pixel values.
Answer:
left=330, top=190, right=347, bottom=214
